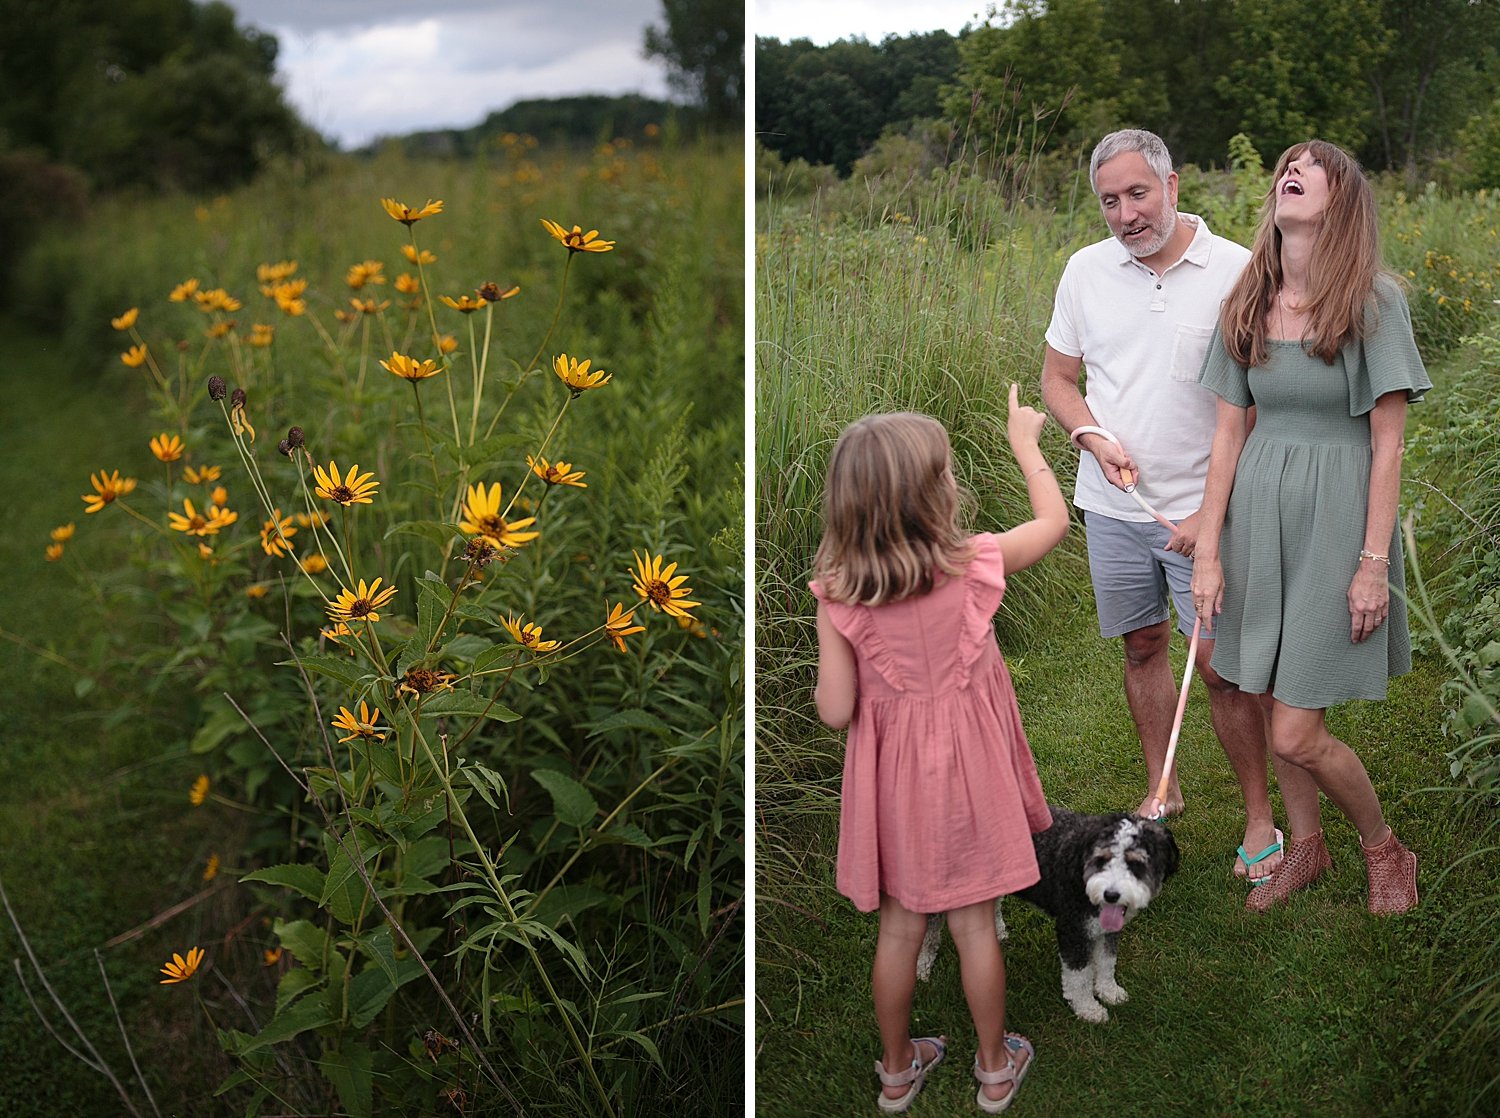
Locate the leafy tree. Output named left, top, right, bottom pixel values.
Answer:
left=644, top=0, right=744, bottom=128
left=1366, top=0, right=1500, bottom=175
left=1215, top=0, right=1389, bottom=161
left=0, top=0, right=304, bottom=193
left=949, top=0, right=1166, bottom=151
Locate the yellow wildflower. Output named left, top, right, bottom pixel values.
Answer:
left=630, top=550, right=700, bottom=619
left=168, top=498, right=237, bottom=537
left=381, top=197, right=444, bottom=225
left=188, top=775, right=210, bottom=806
left=210, top=485, right=229, bottom=507
left=502, top=614, right=561, bottom=653
left=111, top=308, right=139, bottom=331
left=313, top=460, right=379, bottom=506
left=260, top=509, right=297, bottom=557
left=382, top=352, right=444, bottom=381
left=169, top=278, right=200, bottom=302
left=541, top=218, right=615, bottom=253
left=50, top=523, right=76, bottom=542
left=440, top=293, right=485, bottom=314
left=351, top=297, right=390, bottom=315
left=45, top=542, right=64, bottom=562
left=395, top=273, right=422, bottom=295
left=82, top=470, right=138, bottom=514
left=345, top=260, right=386, bottom=288
left=401, top=244, right=437, bottom=265
left=150, top=433, right=185, bottom=463
left=159, top=946, right=204, bottom=985
left=300, top=553, right=328, bottom=575
left=248, top=323, right=275, bottom=347
left=458, top=482, right=539, bottom=549
left=604, top=602, right=645, bottom=652
left=121, top=344, right=149, bottom=368
left=245, top=582, right=269, bottom=600
left=202, top=853, right=221, bottom=881
left=327, top=578, right=398, bottom=624
left=183, top=464, right=222, bottom=484
left=332, top=701, right=388, bottom=743
left=527, top=455, right=587, bottom=488
left=552, top=353, right=611, bottom=394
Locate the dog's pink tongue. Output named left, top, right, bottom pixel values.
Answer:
left=1099, top=904, right=1126, bottom=933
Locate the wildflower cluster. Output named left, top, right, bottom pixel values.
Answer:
left=40, top=167, right=735, bottom=1114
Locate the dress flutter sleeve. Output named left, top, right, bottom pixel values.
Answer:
left=1197, top=325, right=1253, bottom=408
left=1346, top=278, right=1433, bottom=416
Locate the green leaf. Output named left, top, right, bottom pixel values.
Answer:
left=238, top=992, right=337, bottom=1053
left=241, top=862, right=326, bottom=903
left=274, top=967, right=320, bottom=1014
left=279, top=654, right=374, bottom=692
left=421, top=690, right=520, bottom=723
left=384, top=519, right=461, bottom=550
left=321, top=1044, right=373, bottom=1118
left=416, top=576, right=453, bottom=651
left=274, top=919, right=332, bottom=972
left=470, top=642, right=517, bottom=678
left=586, top=708, right=675, bottom=739
left=460, top=761, right=511, bottom=812
left=347, top=955, right=424, bottom=1028
left=191, top=704, right=245, bottom=754
left=439, top=633, right=492, bottom=663
left=530, top=768, right=598, bottom=828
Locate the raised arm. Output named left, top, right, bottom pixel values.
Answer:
left=996, top=383, right=1070, bottom=574
left=1039, top=343, right=1136, bottom=488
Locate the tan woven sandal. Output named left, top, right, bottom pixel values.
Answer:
left=1362, top=830, right=1418, bottom=915
left=875, top=1035, right=946, bottom=1113
left=1245, top=830, right=1332, bottom=913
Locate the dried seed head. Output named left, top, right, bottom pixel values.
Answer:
left=277, top=438, right=293, bottom=457
left=286, top=426, right=305, bottom=449
left=478, top=282, right=502, bottom=302
left=462, top=537, right=500, bottom=568
left=207, top=375, right=227, bottom=400
left=230, top=387, right=247, bottom=409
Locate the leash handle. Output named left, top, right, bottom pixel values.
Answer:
left=1149, top=616, right=1202, bottom=821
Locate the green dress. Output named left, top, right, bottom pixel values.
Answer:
left=1198, top=279, right=1432, bottom=709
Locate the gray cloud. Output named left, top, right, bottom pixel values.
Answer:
left=222, top=1, right=675, bottom=147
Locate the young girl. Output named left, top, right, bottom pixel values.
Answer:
left=812, top=385, right=1070, bottom=1113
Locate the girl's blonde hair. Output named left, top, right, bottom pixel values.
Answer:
left=813, top=412, right=976, bottom=606
left=1219, top=139, right=1395, bottom=367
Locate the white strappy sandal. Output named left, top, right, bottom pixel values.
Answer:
left=874, top=1035, right=947, bottom=1112
left=973, top=1033, right=1034, bottom=1114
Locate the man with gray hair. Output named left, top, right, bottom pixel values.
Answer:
left=1040, top=128, right=1282, bottom=882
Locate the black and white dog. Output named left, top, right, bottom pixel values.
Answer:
left=916, top=806, right=1179, bottom=1023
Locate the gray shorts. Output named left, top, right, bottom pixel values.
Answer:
left=1084, top=510, right=1210, bottom=640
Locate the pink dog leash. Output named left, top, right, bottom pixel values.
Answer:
left=1070, top=425, right=1201, bottom=822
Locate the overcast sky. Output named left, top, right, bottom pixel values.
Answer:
left=221, top=1, right=676, bottom=149
left=755, top=0, right=996, bottom=45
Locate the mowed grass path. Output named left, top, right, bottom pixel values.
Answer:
left=0, top=318, right=216, bottom=1112
left=756, top=576, right=1489, bottom=1117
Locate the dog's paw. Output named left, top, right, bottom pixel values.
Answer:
left=1095, top=980, right=1129, bottom=1006
left=1068, top=997, right=1110, bottom=1024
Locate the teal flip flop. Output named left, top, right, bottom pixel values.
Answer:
left=1236, top=828, right=1284, bottom=883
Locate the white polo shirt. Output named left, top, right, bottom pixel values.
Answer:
left=1045, top=214, right=1250, bottom=522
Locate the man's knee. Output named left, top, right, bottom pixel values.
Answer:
left=1122, top=621, right=1171, bottom=667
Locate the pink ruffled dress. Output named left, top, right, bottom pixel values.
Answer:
left=811, top=534, right=1051, bottom=914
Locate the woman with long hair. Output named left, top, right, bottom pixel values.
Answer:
left=1191, top=140, right=1431, bottom=915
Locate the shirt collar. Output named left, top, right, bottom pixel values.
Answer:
left=1111, top=212, right=1214, bottom=271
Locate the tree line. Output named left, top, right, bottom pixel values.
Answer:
left=757, top=0, right=1500, bottom=183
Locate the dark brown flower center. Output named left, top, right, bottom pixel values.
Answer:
left=645, top=580, right=672, bottom=607
left=348, top=598, right=373, bottom=619
left=332, top=484, right=355, bottom=503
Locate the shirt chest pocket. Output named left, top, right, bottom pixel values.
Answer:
left=1170, top=323, right=1215, bottom=383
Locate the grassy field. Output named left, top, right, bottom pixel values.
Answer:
left=754, top=166, right=1500, bottom=1117
left=0, top=316, right=221, bottom=1111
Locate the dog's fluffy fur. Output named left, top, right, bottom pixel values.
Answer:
left=916, top=805, right=1179, bottom=1022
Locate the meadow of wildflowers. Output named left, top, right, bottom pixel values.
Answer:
left=7, top=134, right=743, bottom=1115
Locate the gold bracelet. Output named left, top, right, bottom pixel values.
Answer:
left=1023, top=465, right=1052, bottom=480
left=1359, top=549, right=1391, bottom=566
